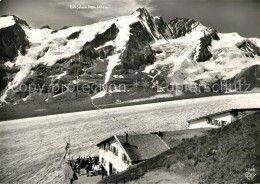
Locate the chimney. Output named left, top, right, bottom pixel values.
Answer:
left=125, top=132, right=129, bottom=145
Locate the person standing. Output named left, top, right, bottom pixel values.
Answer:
left=85, top=164, right=91, bottom=177
left=77, top=163, right=81, bottom=175
left=100, top=164, right=105, bottom=178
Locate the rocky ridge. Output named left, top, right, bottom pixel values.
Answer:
left=0, top=8, right=260, bottom=103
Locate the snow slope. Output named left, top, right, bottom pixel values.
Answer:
left=0, top=16, right=15, bottom=29
left=0, top=10, right=154, bottom=102
left=145, top=30, right=260, bottom=85
left=0, top=93, right=260, bottom=184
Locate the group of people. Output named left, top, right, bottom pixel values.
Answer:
left=69, top=156, right=106, bottom=178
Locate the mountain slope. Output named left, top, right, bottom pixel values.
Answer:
left=0, top=8, right=260, bottom=103
left=0, top=15, right=29, bottom=62
left=99, top=111, right=260, bottom=183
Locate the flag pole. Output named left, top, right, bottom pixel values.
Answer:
left=69, top=136, right=70, bottom=161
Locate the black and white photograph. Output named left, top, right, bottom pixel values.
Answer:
left=0, top=0, right=259, bottom=183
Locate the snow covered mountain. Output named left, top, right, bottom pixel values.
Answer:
left=0, top=8, right=260, bottom=103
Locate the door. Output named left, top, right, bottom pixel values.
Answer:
left=109, top=162, right=113, bottom=175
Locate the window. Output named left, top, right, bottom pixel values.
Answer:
left=109, top=144, right=113, bottom=151
left=221, top=120, right=227, bottom=126
left=108, top=143, right=115, bottom=152
left=105, top=144, right=109, bottom=151
left=101, top=157, right=106, bottom=166
left=122, top=153, right=127, bottom=163
left=212, top=120, right=220, bottom=126
left=206, top=117, right=213, bottom=124
left=112, top=146, right=118, bottom=156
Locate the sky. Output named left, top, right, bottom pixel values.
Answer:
left=0, top=0, right=259, bottom=38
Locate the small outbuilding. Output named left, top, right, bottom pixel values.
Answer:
left=187, top=108, right=260, bottom=129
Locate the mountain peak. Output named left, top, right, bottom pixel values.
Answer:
left=168, top=17, right=217, bottom=39
left=40, top=25, right=51, bottom=30
left=0, top=15, right=29, bottom=29
left=1, top=10, right=260, bottom=104
left=12, top=15, right=30, bottom=27
left=0, top=15, right=16, bottom=29
left=133, top=7, right=150, bottom=17
left=135, top=7, right=149, bottom=13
